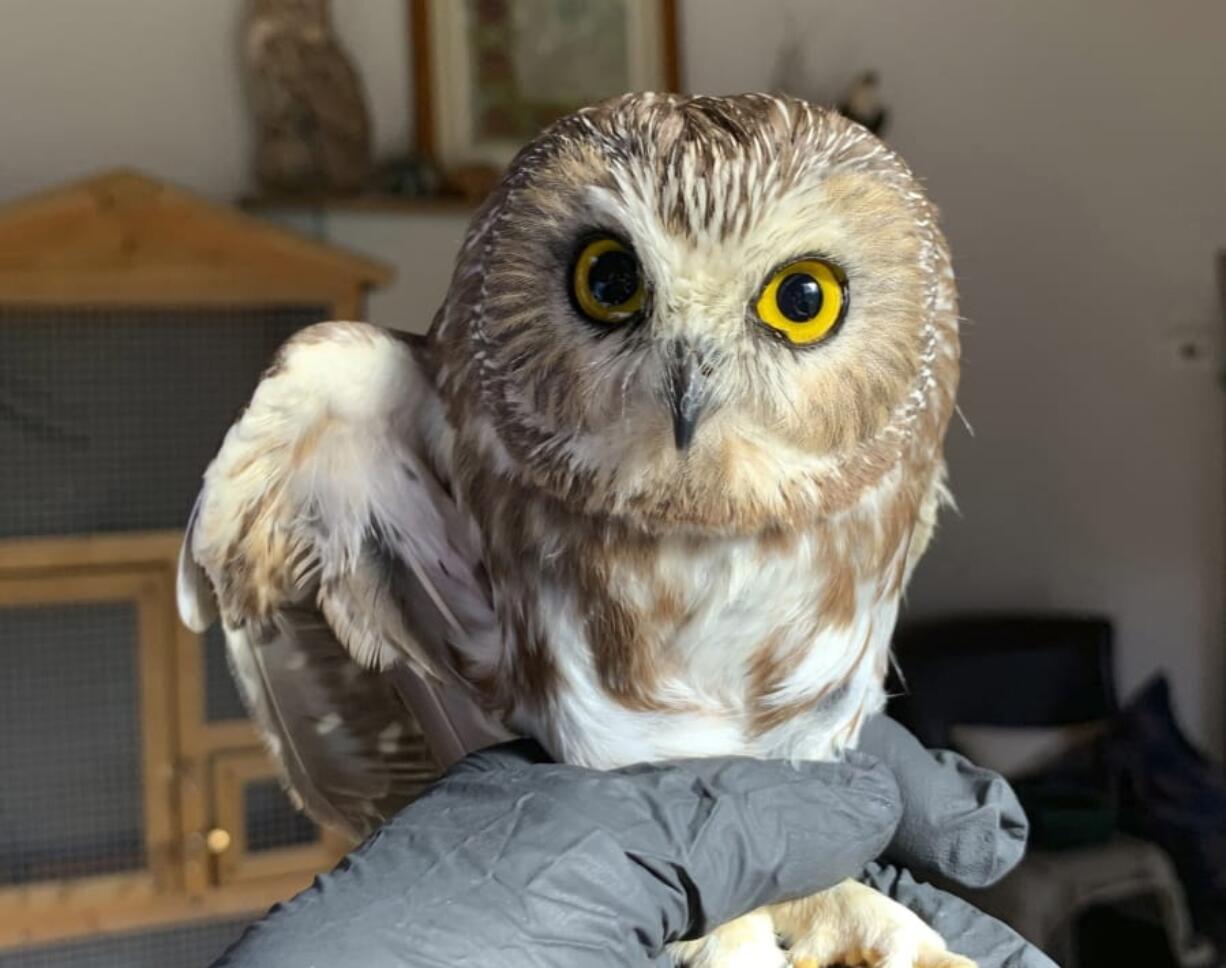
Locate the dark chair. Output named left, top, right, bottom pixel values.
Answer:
left=887, top=614, right=1206, bottom=968
left=889, top=614, right=1117, bottom=750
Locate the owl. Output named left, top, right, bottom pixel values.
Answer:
left=178, top=93, right=964, bottom=967
left=242, top=0, right=372, bottom=195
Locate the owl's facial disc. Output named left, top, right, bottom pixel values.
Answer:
left=443, top=93, right=957, bottom=531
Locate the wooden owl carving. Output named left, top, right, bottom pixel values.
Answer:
left=242, top=0, right=372, bottom=195
left=179, top=94, right=964, bottom=966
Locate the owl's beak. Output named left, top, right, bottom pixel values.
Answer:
left=667, top=343, right=711, bottom=452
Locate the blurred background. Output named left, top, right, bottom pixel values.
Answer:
left=0, top=1, right=1222, bottom=966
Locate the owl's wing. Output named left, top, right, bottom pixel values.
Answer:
left=177, top=322, right=507, bottom=840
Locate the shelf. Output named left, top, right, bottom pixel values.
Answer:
left=239, top=193, right=479, bottom=216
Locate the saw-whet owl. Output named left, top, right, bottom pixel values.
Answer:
left=179, top=93, right=964, bottom=967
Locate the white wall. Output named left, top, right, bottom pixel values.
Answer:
left=1, top=0, right=1222, bottom=747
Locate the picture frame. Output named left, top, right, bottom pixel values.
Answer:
left=410, top=0, right=680, bottom=171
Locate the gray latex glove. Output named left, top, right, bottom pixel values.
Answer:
left=861, top=715, right=1030, bottom=888
left=213, top=718, right=1052, bottom=968
left=859, top=716, right=1053, bottom=968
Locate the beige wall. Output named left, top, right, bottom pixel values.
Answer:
left=2, top=0, right=1222, bottom=747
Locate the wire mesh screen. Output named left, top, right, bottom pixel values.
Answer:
left=0, top=916, right=250, bottom=968
left=0, top=304, right=324, bottom=539
left=243, top=779, right=319, bottom=853
left=203, top=625, right=248, bottom=723
left=0, top=602, right=144, bottom=885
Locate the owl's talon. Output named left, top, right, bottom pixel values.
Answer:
left=669, top=909, right=787, bottom=967
left=773, top=881, right=977, bottom=968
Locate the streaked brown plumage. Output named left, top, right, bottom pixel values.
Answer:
left=179, top=94, right=964, bottom=966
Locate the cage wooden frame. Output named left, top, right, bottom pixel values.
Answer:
left=0, top=532, right=353, bottom=951
left=0, top=566, right=178, bottom=918
left=0, top=169, right=391, bottom=317
left=210, top=749, right=350, bottom=887
left=0, top=171, right=389, bottom=952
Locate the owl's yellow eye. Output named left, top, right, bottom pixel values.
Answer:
left=754, top=258, right=848, bottom=346
left=571, top=237, right=646, bottom=325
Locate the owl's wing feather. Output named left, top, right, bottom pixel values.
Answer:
left=222, top=609, right=434, bottom=838
left=177, top=321, right=506, bottom=839
left=177, top=496, right=218, bottom=632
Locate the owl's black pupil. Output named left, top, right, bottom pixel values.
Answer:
left=588, top=249, right=639, bottom=307
left=776, top=272, right=823, bottom=322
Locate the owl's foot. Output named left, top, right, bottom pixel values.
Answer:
left=771, top=880, right=976, bottom=968
left=669, top=909, right=786, bottom=968
left=670, top=881, right=974, bottom=968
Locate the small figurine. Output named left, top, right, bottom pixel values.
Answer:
left=839, top=70, right=889, bottom=135
left=374, top=156, right=444, bottom=199
left=242, top=0, right=373, bottom=196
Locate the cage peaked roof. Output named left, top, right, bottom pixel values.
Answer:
left=0, top=170, right=393, bottom=307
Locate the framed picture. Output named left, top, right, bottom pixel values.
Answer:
left=410, top=0, right=680, bottom=170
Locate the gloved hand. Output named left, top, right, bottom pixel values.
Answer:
left=213, top=716, right=1053, bottom=968
left=860, top=715, right=1050, bottom=968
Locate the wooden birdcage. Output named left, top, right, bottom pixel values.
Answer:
left=0, top=171, right=436, bottom=966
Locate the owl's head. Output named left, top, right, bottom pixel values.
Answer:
left=436, top=93, right=959, bottom=534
